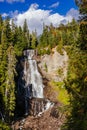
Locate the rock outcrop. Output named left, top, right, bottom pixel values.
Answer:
left=13, top=48, right=68, bottom=130
left=12, top=102, right=65, bottom=130
left=38, top=47, right=68, bottom=82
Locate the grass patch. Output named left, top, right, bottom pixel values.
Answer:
left=50, top=81, right=69, bottom=105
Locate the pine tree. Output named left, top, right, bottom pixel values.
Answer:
left=0, top=16, right=17, bottom=123
left=62, top=1, right=87, bottom=129
left=13, top=26, right=25, bottom=56
left=23, top=19, right=30, bottom=49
left=5, top=45, right=16, bottom=122
left=31, top=30, right=38, bottom=49
left=75, top=0, right=87, bottom=21
left=39, top=25, right=49, bottom=47
left=5, top=17, right=12, bottom=44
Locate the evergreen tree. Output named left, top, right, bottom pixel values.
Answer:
left=13, top=26, right=24, bottom=56
left=39, top=25, right=49, bottom=47
left=31, top=30, right=38, bottom=49
left=23, top=19, right=30, bottom=49
left=5, top=17, right=12, bottom=44
left=63, top=48, right=87, bottom=130
left=0, top=19, right=8, bottom=116
left=62, top=1, right=87, bottom=129
left=75, top=0, right=87, bottom=21
left=5, top=45, right=16, bottom=122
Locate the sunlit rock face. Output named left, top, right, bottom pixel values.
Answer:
left=38, top=47, right=68, bottom=82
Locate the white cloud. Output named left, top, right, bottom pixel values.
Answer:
left=6, top=0, right=25, bottom=3
left=15, top=4, right=51, bottom=35
left=2, top=13, right=8, bottom=17
left=10, top=10, right=19, bottom=17
left=2, top=10, right=19, bottom=19
left=66, top=8, right=79, bottom=20
left=11, top=3, right=79, bottom=35
left=49, top=2, right=59, bottom=8
left=29, top=3, right=39, bottom=10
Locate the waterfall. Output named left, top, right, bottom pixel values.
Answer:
left=24, top=50, right=44, bottom=98
left=18, top=49, right=53, bottom=116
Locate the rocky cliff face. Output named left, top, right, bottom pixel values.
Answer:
left=13, top=48, right=68, bottom=130
left=38, top=47, right=68, bottom=82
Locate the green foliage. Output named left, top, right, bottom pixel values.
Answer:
left=63, top=1, right=87, bottom=129
left=57, top=67, right=64, bottom=77
left=38, top=20, right=79, bottom=52
left=37, top=47, right=51, bottom=56
left=51, top=81, right=69, bottom=105
left=31, top=31, right=38, bottom=49
left=0, top=120, right=11, bottom=130
left=4, top=45, right=17, bottom=121
left=0, top=16, right=39, bottom=125
left=0, top=11, right=85, bottom=129
left=78, top=22, right=87, bottom=50
left=75, top=0, right=87, bottom=21
left=64, top=46, right=87, bottom=129
left=56, top=44, right=63, bottom=55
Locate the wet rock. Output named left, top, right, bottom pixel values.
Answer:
left=50, top=107, right=59, bottom=118
left=29, top=98, right=46, bottom=116
left=13, top=102, right=65, bottom=130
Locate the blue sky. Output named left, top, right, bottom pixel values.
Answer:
left=0, top=0, right=79, bottom=34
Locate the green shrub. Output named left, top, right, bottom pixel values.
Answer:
left=0, top=120, right=11, bottom=130
left=51, top=81, right=69, bottom=105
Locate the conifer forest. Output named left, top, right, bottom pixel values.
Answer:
left=0, top=0, right=87, bottom=129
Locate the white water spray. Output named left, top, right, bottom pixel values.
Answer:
left=24, top=50, right=44, bottom=98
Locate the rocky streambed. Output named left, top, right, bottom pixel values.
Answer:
left=12, top=102, right=65, bottom=130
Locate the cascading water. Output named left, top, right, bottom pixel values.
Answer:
left=18, top=49, right=53, bottom=116
left=24, top=50, right=43, bottom=98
